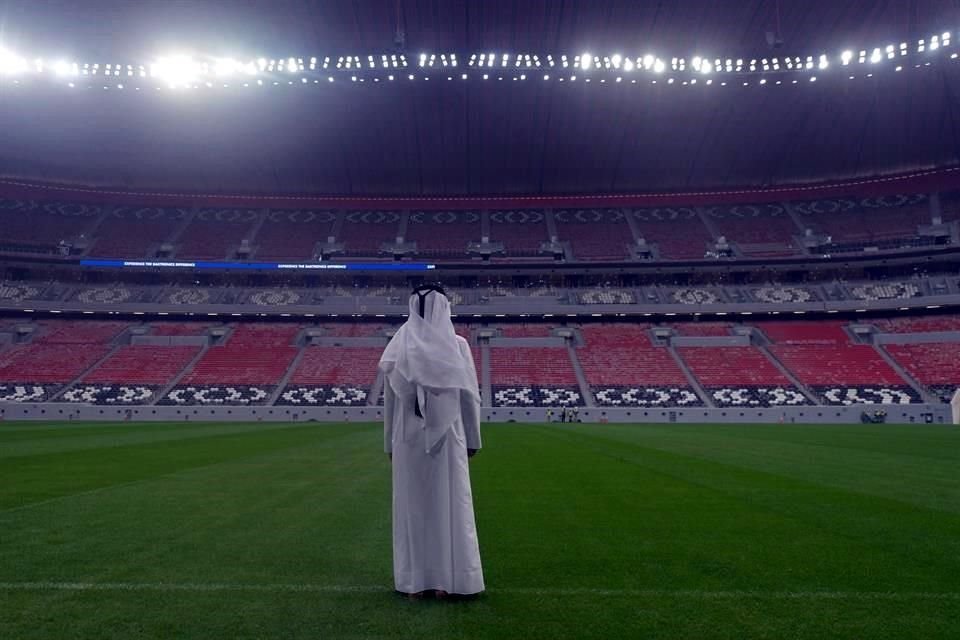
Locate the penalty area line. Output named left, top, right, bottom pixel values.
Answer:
left=0, top=582, right=958, bottom=600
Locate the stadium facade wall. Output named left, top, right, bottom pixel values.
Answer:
left=0, top=402, right=950, bottom=425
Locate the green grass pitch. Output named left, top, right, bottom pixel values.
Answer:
left=1, top=420, right=959, bottom=639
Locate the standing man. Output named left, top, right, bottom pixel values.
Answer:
left=380, top=284, right=485, bottom=599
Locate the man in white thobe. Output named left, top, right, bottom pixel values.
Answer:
left=379, top=285, right=484, bottom=598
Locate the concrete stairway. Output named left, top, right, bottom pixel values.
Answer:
left=668, top=345, right=715, bottom=407
left=566, top=344, right=596, bottom=407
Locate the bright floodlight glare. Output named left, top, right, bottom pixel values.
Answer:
left=53, top=60, right=76, bottom=77
left=818, top=54, right=829, bottom=69
left=611, top=53, right=622, bottom=68
left=623, top=58, right=634, bottom=71
left=841, top=50, right=853, bottom=65
left=700, top=60, right=712, bottom=74
left=643, top=54, right=655, bottom=69
left=870, top=48, right=882, bottom=63
left=214, top=58, right=237, bottom=76
left=653, top=58, right=665, bottom=73
left=0, top=48, right=28, bottom=75
left=151, top=55, right=199, bottom=87
left=580, top=52, right=592, bottom=70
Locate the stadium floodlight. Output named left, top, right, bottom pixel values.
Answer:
left=642, top=54, right=655, bottom=70
left=623, top=58, right=634, bottom=72
left=213, top=58, right=239, bottom=76
left=580, top=52, right=592, bottom=70
left=700, top=60, right=713, bottom=74
left=0, top=48, right=28, bottom=75
left=52, top=60, right=77, bottom=77
left=818, top=54, right=829, bottom=69
left=150, top=55, right=199, bottom=87
left=870, top=48, right=882, bottom=63
left=841, top=50, right=853, bottom=65
left=611, top=53, right=622, bottom=68
left=653, top=58, right=665, bottom=73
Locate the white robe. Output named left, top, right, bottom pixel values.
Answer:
left=384, top=338, right=484, bottom=595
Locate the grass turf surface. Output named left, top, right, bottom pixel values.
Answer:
left=1, top=421, right=959, bottom=639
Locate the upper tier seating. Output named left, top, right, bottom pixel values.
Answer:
left=176, top=209, right=259, bottom=260
left=757, top=321, right=850, bottom=344
left=320, top=323, right=387, bottom=338
left=490, top=347, right=577, bottom=385
left=182, top=324, right=300, bottom=385
left=92, top=207, right=187, bottom=258
left=498, top=324, right=554, bottom=337
left=0, top=200, right=100, bottom=254
left=706, top=203, right=800, bottom=256
left=678, top=346, right=791, bottom=386
left=794, top=194, right=930, bottom=243
left=254, top=210, right=336, bottom=260
left=489, top=210, right=547, bottom=258
left=872, top=317, right=960, bottom=333
left=630, top=208, right=714, bottom=259
left=33, top=321, right=127, bottom=344
left=83, top=346, right=199, bottom=385
left=406, top=211, right=480, bottom=259
left=577, top=324, right=688, bottom=386
left=151, top=322, right=213, bottom=336
left=670, top=322, right=731, bottom=337
left=554, top=209, right=633, bottom=260
left=339, top=211, right=401, bottom=257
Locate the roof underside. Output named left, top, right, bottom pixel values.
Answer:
left=0, top=0, right=958, bottom=196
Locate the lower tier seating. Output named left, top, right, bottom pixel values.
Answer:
left=678, top=346, right=811, bottom=407
left=490, top=347, right=582, bottom=407
left=578, top=324, right=703, bottom=407
left=278, top=346, right=383, bottom=407
left=0, top=318, right=956, bottom=408
left=181, top=324, right=300, bottom=385
left=885, top=343, right=960, bottom=402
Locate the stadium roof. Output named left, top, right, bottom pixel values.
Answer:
left=0, top=0, right=958, bottom=197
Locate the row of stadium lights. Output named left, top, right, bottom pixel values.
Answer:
left=0, top=31, right=953, bottom=91
left=19, top=306, right=949, bottom=318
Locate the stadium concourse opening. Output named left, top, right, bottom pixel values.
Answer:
left=2, top=0, right=960, bottom=637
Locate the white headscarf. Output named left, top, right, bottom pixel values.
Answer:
left=380, top=289, right=480, bottom=452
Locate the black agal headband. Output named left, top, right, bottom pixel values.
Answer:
left=412, top=283, right=447, bottom=318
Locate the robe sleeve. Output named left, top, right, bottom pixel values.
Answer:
left=383, top=378, right=395, bottom=454
left=461, top=389, right=482, bottom=450
left=455, top=336, right=482, bottom=450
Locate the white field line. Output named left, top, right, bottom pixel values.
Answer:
left=0, top=582, right=958, bottom=600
